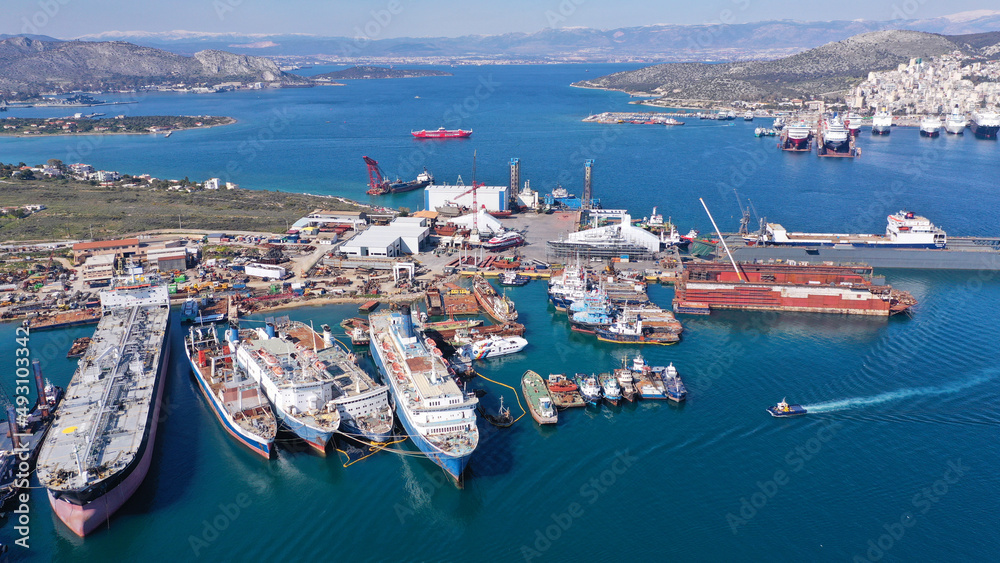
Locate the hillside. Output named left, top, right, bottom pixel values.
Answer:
left=0, top=37, right=308, bottom=96
left=573, top=30, right=987, bottom=102
left=312, top=66, right=452, bottom=80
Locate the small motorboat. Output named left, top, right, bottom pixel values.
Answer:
left=767, top=398, right=807, bottom=417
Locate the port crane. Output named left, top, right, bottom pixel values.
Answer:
left=362, top=156, right=390, bottom=195
left=452, top=151, right=484, bottom=241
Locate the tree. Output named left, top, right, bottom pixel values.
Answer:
left=46, top=158, right=65, bottom=170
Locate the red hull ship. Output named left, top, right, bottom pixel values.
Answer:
left=412, top=127, right=472, bottom=139
left=673, top=262, right=916, bottom=316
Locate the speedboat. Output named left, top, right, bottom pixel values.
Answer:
left=766, top=398, right=807, bottom=417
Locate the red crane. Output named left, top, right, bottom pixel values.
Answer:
left=363, top=156, right=389, bottom=195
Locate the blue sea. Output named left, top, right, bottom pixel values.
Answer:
left=1, top=65, right=999, bottom=562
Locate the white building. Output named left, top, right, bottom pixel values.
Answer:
left=245, top=263, right=286, bottom=280
left=204, top=178, right=221, bottom=190
left=340, top=217, right=430, bottom=258
left=424, top=184, right=510, bottom=213
left=448, top=210, right=503, bottom=235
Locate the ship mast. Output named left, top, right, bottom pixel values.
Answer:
left=699, top=198, right=745, bottom=283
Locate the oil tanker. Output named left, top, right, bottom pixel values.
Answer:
left=673, top=262, right=916, bottom=316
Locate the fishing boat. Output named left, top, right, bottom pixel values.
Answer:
left=660, top=362, right=687, bottom=402
left=598, top=373, right=622, bottom=406
left=615, top=367, right=637, bottom=402
left=522, top=370, right=558, bottom=425
left=767, top=398, right=807, bottom=417
left=630, top=355, right=668, bottom=399
left=185, top=324, right=277, bottom=459
left=575, top=373, right=603, bottom=406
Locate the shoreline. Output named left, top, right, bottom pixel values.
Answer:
left=0, top=116, right=238, bottom=138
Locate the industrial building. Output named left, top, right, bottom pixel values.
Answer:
left=245, top=263, right=287, bottom=280
left=424, top=184, right=510, bottom=213
left=81, top=254, right=116, bottom=286
left=339, top=217, right=430, bottom=258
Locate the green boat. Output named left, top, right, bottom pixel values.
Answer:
left=521, top=370, right=558, bottom=425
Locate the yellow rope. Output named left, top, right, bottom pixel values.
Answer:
left=471, top=370, right=527, bottom=424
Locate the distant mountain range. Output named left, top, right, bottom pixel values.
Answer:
left=573, top=30, right=1000, bottom=103
left=54, top=10, right=1000, bottom=62
left=0, top=37, right=306, bottom=96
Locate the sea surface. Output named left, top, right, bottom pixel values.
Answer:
left=1, top=65, right=999, bottom=561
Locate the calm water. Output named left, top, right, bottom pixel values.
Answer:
left=1, top=66, right=999, bottom=561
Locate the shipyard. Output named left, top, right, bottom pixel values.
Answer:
left=1, top=8, right=1000, bottom=560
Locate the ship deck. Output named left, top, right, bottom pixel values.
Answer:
left=37, top=303, right=169, bottom=492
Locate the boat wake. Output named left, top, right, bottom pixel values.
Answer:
left=803, top=368, right=998, bottom=414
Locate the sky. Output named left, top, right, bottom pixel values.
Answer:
left=4, top=0, right=997, bottom=39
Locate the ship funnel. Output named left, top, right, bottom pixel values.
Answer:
left=5, top=405, right=19, bottom=449
left=265, top=322, right=276, bottom=339
left=228, top=324, right=239, bottom=344
left=321, top=324, right=333, bottom=348
left=32, top=360, right=49, bottom=417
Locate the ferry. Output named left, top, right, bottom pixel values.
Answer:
left=368, top=307, right=478, bottom=481
left=845, top=112, right=863, bottom=136
left=746, top=210, right=946, bottom=249
left=767, top=398, right=807, bottom=417
left=186, top=324, right=276, bottom=459
left=872, top=109, right=892, bottom=135
left=783, top=120, right=812, bottom=149
left=522, top=371, right=557, bottom=425
left=231, top=321, right=341, bottom=453
left=411, top=127, right=472, bottom=139
left=919, top=115, right=942, bottom=137
left=945, top=106, right=967, bottom=135
left=823, top=115, right=850, bottom=148
left=469, top=335, right=528, bottom=359
left=482, top=230, right=525, bottom=251
left=743, top=110, right=754, bottom=121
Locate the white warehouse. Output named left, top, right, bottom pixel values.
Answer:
left=424, top=184, right=510, bottom=213
left=340, top=217, right=430, bottom=258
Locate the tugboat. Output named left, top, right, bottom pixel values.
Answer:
left=767, top=398, right=807, bottom=417
left=575, top=373, right=603, bottom=406
left=598, top=373, right=622, bottom=406
left=477, top=395, right=514, bottom=428
left=522, top=370, right=558, bottom=425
